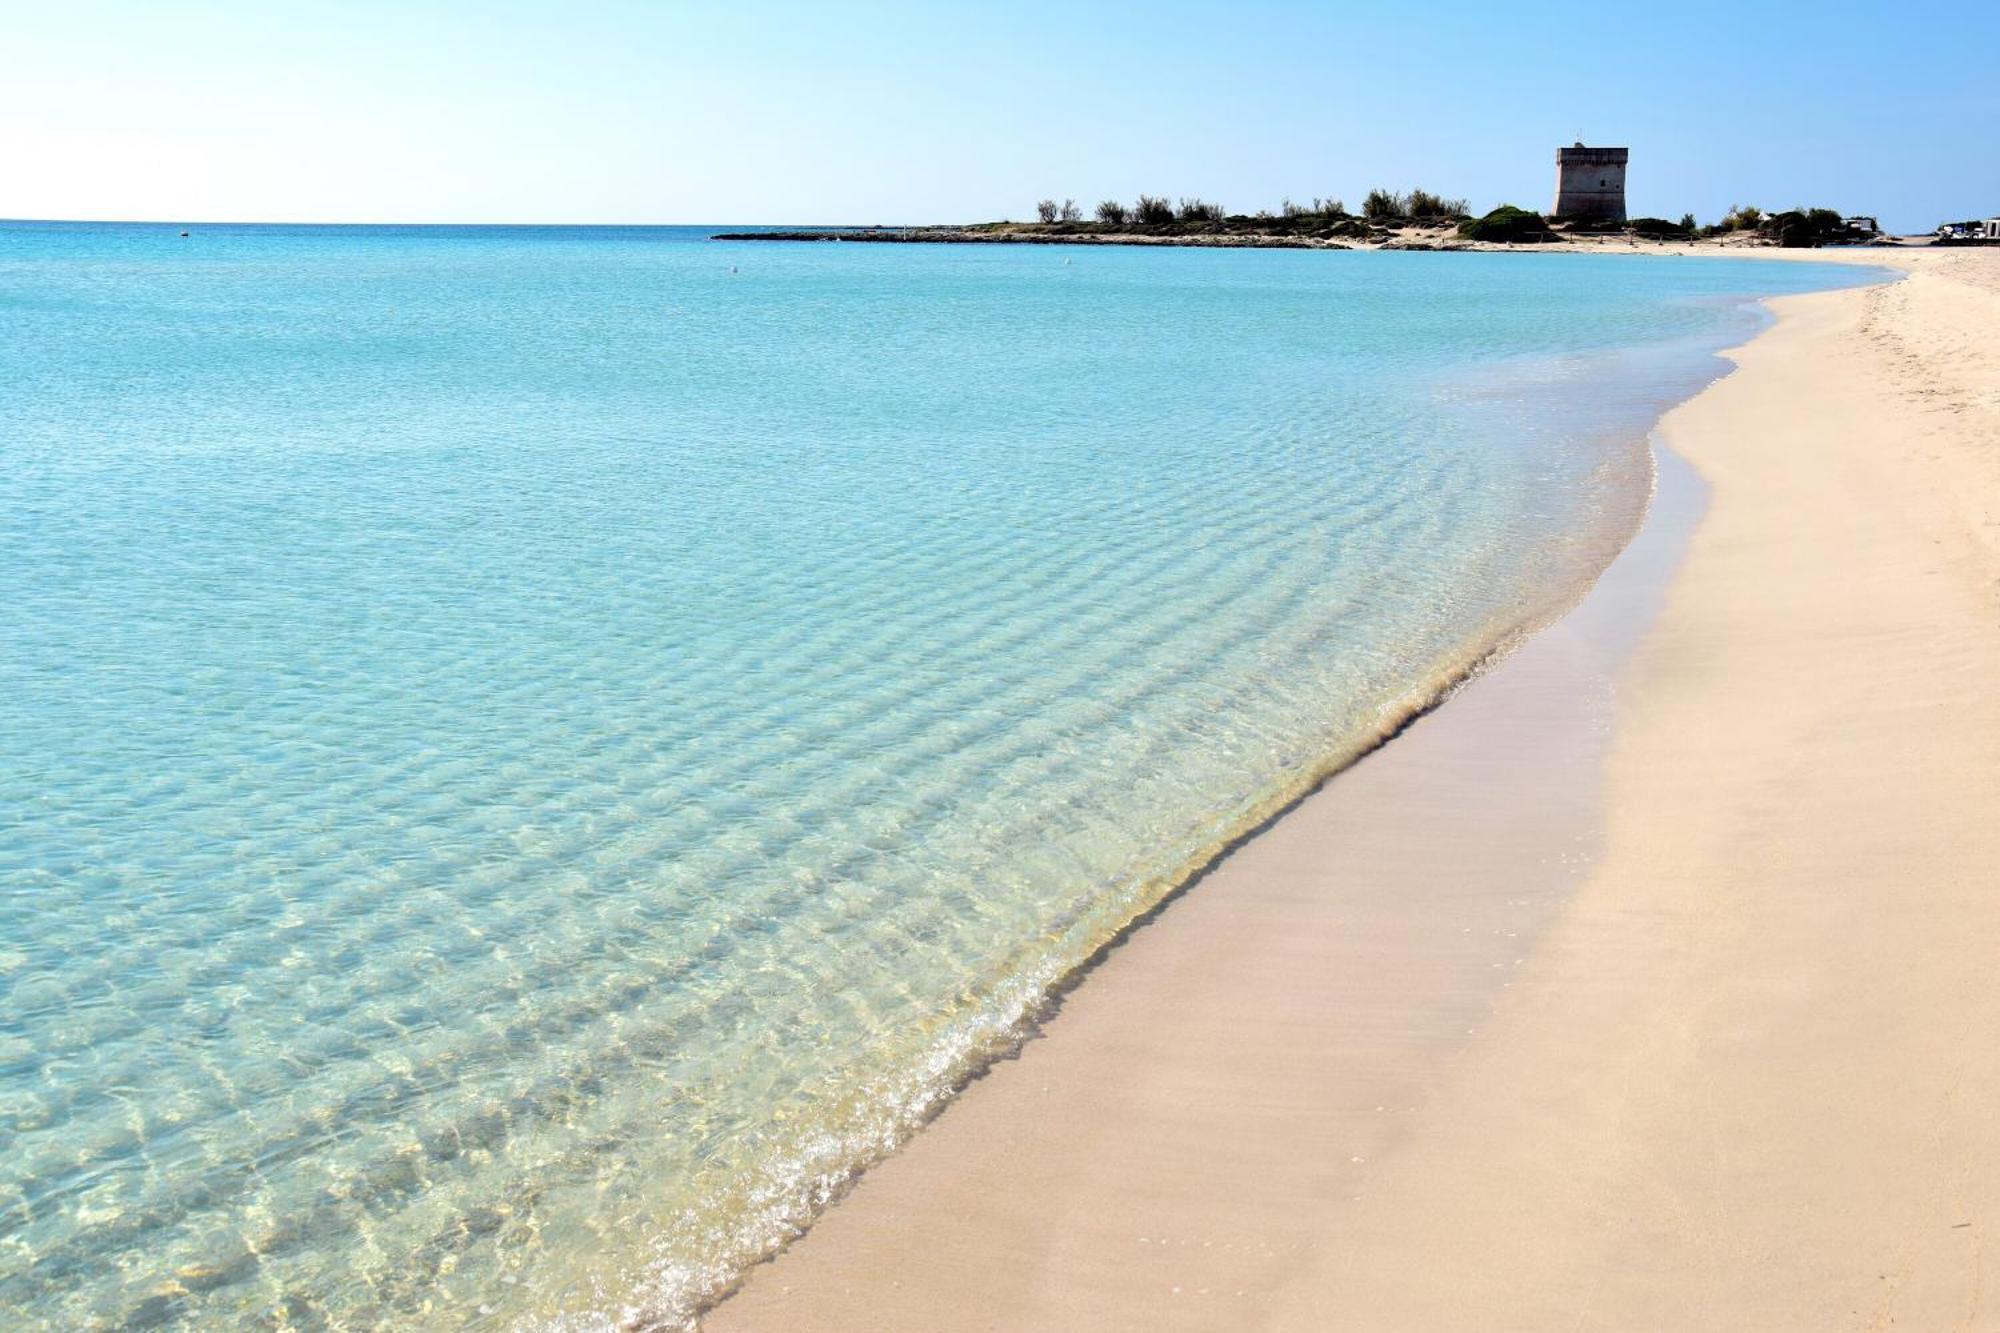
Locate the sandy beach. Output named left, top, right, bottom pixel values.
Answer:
left=702, top=247, right=2000, bottom=1331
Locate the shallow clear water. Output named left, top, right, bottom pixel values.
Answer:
left=0, top=223, right=1873, bottom=1329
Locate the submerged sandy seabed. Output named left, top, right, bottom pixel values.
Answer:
left=702, top=248, right=2000, bottom=1331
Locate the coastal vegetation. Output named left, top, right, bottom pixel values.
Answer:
left=1628, top=216, right=1696, bottom=239
left=716, top=193, right=1887, bottom=250
left=1456, top=205, right=1556, bottom=243
left=1698, top=204, right=1876, bottom=247
left=961, top=194, right=1382, bottom=241
left=1760, top=208, right=1862, bottom=247
left=1364, top=188, right=1471, bottom=222
left=1711, top=203, right=1765, bottom=233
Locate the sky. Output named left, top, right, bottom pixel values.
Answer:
left=2, top=1, right=1993, bottom=233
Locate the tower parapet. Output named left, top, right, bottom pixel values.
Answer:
left=1553, top=144, right=1628, bottom=223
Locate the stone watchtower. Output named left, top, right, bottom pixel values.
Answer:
left=1553, top=143, right=1628, bottom=223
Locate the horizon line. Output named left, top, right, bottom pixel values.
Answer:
left=0, top=216, right=948, bottom=230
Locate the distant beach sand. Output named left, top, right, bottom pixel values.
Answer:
left=701, top=247, right=2000, bottom=1330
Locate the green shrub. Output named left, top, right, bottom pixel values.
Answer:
left=1759, top=207, right=1858, bottom=248
left=1133, top=194, right=1175, bottom=224
left=1629, top=216, right=1694, bottom=239
left=1456, top=205, right=1555, bottom=243
left=1406, top=189, right=1470, bottom=220
left=1363, top=188, right=1406, bottom=220
left=1095, top=199, right=1129, bottom=225
left=1720, top=204, right=1763, bottom=232
left=1176, top=197, right=1224, bottom=222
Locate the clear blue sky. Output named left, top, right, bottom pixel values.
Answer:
left=4, top=1, right=1993, bottom=232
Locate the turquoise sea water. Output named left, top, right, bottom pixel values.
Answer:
left=0, top=223, right=1874, bottom=1329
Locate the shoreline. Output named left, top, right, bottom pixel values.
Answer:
left=626, top=329, right=1678, bottom=1326
left=698, top=247, right=1997, bottom=1329
left=1279, top=247, right=2000, bottom=1328
left=710, top=223, right=1930, bottom=256
left=687, top=277, right=1728, bottom=1331
left=698, top=433, right=1706, bottom=1332
left=598, top=253, right=1810, bottom=1327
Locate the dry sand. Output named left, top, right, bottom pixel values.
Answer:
left=701, top=248, right=2000, bottom=1331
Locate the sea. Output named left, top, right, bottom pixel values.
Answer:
left=0, top=222, right=1877, bottom=1328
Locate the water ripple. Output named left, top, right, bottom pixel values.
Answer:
left=0, top=224, right=1873, bottom=1329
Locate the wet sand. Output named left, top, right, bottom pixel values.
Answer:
left=702, top=248, right=2000, bottom=1330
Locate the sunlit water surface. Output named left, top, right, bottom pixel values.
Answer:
left=0, top=224, right=1875, bottom=1328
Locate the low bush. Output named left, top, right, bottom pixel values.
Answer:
left=1133, top=194, right=1175, bottom=225
left=1176, top=197, right=1225, bottom=222
left=1405, top=188, right=1470, bottom=220
left=1629, top=216, right=1694, bottom=239
left=1760, top=206, right=1855, bottom=248
left=1456, top=205, right=1555, bottom=243
left=1722, top=204, right=1763, bottom=231
left=1096, top=199, right=1129, bottom=225
left=1362, top=188, right=1405, bottom=220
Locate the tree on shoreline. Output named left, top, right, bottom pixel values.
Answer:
left=1717, top=204, right=1763, bottom=232
left=1405, top=189, right=1469, bottom=219
left=1363, top=188, right=1404, bottom=220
